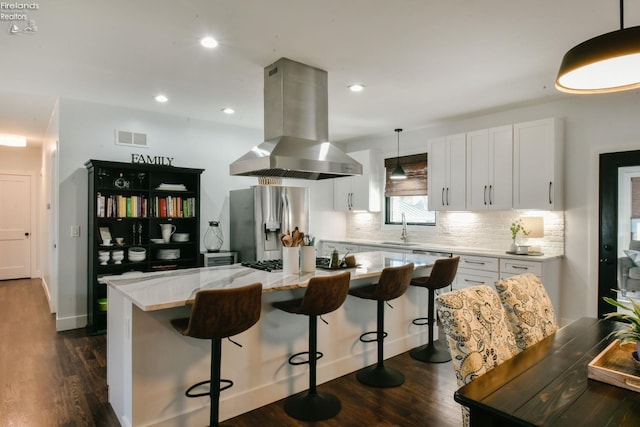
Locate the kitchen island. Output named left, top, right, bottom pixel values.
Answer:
left=104, top=251, right=438, bottom=427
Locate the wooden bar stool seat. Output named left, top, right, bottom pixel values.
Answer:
left=348, top=263, right=414, bottom=388
left=171, top=283, right=262, bottom=427
left=272, top=271, right=351, bottom=421
left=409, top=256, right=459, bottom=363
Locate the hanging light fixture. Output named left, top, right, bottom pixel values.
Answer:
left=390, top=128, right=406, bottom=180
left=556, top=0, right=640, bottom=94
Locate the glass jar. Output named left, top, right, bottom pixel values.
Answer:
left=204, top=220, right=223, bottom=252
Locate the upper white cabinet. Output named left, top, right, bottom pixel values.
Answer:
left=513, top=118, right=564, bottom=210
left=334, top=149, right=382, bottom=212
left=428, top=133, right=466, bottom=211
left=466, top=125, right=513, bottom=210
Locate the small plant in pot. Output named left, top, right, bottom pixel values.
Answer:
left=509, top=219, right=530, bottom=252
left=603, top=295, right=640, bottom=362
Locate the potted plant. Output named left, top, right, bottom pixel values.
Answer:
left=509, top=219, right=530, bottom=252
left=603, top=295, right=640, bottom=361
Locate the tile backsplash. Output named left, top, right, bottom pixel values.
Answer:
left=347, top=210, right=564, bottom=254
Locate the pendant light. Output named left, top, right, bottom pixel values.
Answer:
left=556, top=0, right=640, bottom=94
left=390, top=128, right=406, bottom=180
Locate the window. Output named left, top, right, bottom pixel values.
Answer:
left=384, top=153, right=436, bottom=225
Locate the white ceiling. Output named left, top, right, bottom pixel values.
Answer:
left=1, top=0, right=637, bottom=147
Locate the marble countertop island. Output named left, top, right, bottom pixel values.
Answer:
left=103, top=250, right=436, bottom=311
left=104, top=250, right=438, bottom=427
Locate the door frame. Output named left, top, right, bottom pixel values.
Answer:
left=0, top=169, right=37, bottom=279
left=598, top=150, right=640, bottom=317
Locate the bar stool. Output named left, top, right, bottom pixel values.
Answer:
left=171, top=283, right=262, bottom=427
left=348, top=263, right=414, bottom=388
left=272, top=271, right=351, bottom=421
left=409, top=256, right=459, bottom=363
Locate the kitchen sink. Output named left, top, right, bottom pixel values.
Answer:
left=378, top=241, right=418, bottom=246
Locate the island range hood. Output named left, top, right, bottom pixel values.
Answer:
left=229, top=58, right=363, bottom=180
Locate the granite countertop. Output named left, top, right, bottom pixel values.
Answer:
left=322, top=239, right=563, bottom=261
left=103, top=250, right=437, bottom=312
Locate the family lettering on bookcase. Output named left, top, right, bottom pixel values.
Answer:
left=131, top=154, right=175, bottom=166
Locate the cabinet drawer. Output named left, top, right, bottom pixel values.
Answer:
left=499, top=258, right=542, bottom=276
left=455, top=270, right=500, bottom=289
left=456, top=254, right=499, bottom=272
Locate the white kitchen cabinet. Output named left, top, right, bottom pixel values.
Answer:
left=334, top=149, right=382, bottom=212
left=466, top=125, right=513, bottom=210
left=513, top=118, right=564, bottom=210
left=428, top=133, right=466, bottom=211
left=499, top=257, right=561, bottom=319
left=453, top=254, right=500, bottom=290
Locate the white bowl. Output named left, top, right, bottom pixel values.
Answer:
left=157, top=248, right=180, bottom=260
left=150, top=238, right=165, bottom=244
left=172, top=233, right=190, bottom=242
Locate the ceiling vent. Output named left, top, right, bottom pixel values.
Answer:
left=115, top=130, right=148, bottom=147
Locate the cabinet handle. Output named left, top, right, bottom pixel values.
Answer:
left=464, top=278, right=485, bottom=284
left=446, top=187, right=450, bottom=206
left=441, top=188, right=445, bottom=206
left=489, top=185, right=493, bottom=205
left=483, top=185, right=488, bottom=205
left=348, top=192, right=352, bottom=210
left=464, top=260, right=486, bottom=265
left=512, top=265, right=529, bottom=270
left=548, top=181, right=553, bottom=204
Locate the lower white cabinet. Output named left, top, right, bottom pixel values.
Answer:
left=499, top=257, right=561, bottom=314
left=453, top=254, right=500, bottom=290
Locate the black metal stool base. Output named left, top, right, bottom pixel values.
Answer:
left=283, top=391, right=341, bottom=421
left=409, top=341, right=451, bottom=363
left=356, top=364, right=404, bottom=388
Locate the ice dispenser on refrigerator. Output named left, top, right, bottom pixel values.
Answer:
left=230, top=185, right=309, bottom=262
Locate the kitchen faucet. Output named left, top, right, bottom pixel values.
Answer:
left=401, top=212, right=408, bottom=243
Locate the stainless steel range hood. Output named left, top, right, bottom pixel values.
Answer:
left=229, top=58, right=363, bottom=180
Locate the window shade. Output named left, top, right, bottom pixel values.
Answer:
left=384, top=153, right=427, bottom=197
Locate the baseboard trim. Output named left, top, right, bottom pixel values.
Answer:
left=56, top=314, right=88, bottom=331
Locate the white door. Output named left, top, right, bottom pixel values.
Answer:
left=0, top=173, right=31, bottom=280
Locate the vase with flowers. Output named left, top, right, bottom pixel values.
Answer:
left=509, top=219, right=530, bottom=252
left=603, top=295, right=640, bottom=365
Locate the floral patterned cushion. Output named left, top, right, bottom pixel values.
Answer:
left=495, top=273, right=558, bottom=351
left=436, top=285, right=520, bottom=427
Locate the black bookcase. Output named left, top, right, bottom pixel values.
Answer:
left=85, top=159, right=203, bottom=335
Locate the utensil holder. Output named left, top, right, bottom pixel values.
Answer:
left=283, top=246, right=300, bottom=274
left=301, top=246, right=316, bottom=272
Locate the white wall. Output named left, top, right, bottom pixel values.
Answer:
left=342, top=91, right=640, bottom=324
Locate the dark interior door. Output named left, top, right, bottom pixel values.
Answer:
left=598, top=150, right=640, bottom=317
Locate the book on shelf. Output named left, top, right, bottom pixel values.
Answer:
left=151, top=195, right=196, bottom=218
left=96, top=194, right=148, bottom=218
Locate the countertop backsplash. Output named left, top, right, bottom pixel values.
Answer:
left=347, top=210, right=564, bottom=255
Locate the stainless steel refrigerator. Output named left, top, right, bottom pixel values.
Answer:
left=230, top=185, right=309, bottom=262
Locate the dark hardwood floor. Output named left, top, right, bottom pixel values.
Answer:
left=0, top=278, right=462, bottom=426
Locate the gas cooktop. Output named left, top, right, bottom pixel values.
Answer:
left=241, top=257, right=332, bottom=272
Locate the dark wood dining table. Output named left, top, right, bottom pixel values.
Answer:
left=454, top=317, right=640, bottom=426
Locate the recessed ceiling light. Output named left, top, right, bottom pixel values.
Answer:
left=200, top=36, right=218, bottom=49
left=222, top=107, right=235, bottom=114
left=348, top=84, right=365, bottom=92
left=0, top=134, right=27, bottom=147
left=155, top=94, right=168, bottom=103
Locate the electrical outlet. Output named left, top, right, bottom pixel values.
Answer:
left=71, top=225, right=80, bottom=237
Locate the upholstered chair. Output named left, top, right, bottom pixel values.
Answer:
left=495, top=273, right=558, bottom=352
left=435, top=284, right=519, bottom=427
